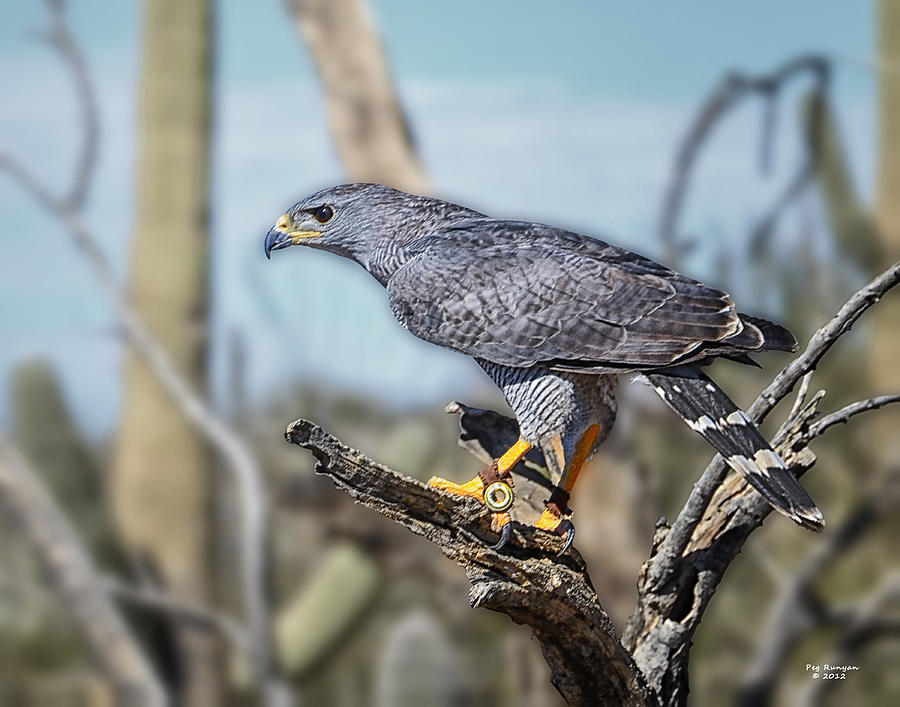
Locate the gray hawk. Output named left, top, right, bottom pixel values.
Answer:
left=265, top=183, right=824, bottom=552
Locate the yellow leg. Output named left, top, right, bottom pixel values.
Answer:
left=427, top=437, right=532, bottom=502
left=534, top=424, right=600, bottom=531
left=562, top=423, right=600, bottom=495
left=534, top=507, right=566, bottom=531
left=497, top=438, right=533, bottom=475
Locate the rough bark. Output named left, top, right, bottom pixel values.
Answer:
left=112, top=1, right=220, bottom=704
left=622, top=261, right=900, bottom=706
left=284, top=420, right=653, bottom=707
left=286, top=0, right=429, bottom=194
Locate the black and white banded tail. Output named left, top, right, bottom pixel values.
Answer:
left=646, top=370, right=824, bottom=531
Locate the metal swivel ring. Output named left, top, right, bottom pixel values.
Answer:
left=484, top=480, right=514, bottom=512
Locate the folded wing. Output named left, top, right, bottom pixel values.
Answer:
left=387, top=220, right=751, bottom=370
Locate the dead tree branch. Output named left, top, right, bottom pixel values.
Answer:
left=104, top=577, right=253, bottom=662
left=645, top=260, right=900, bottom=576
left=623, top=260, right=900, bottom=705
left=285, top=0, right=429, bottom=194
left=33, top=0, right=98, bottom=209
left=659, top=55, right=829, bottom=264
left=0, top=435, right=166, bottom=707
left=809, top=394, right=900, bottom=438
left=284, top=420, right=654, bottom=707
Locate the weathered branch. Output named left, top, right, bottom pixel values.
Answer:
left=284, top=419, right=654, bottom=706
left=808, top=394, right=900, bottom=438
left=0, top=435, right=166, bottom=707
left=623, top=260, right=900, bottom=705
left=34, top=0, right=98, bottom=209
left=104, top=577, right=252, bottom=662
left=285, top=0, right=429, bottom=194
left=646, top=260, right=900, bottom=579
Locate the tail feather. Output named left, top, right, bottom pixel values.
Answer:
left=645, top=370, right=824, bottom=531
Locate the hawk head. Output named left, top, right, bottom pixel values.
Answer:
left=265, top=183, right=413, bottom=259
left=264, top=183, right=482, bottom=270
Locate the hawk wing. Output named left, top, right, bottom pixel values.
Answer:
left=386, top=220, right=745, bottom=370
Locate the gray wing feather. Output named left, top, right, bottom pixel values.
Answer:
left=387, top=220, right=741, bottom=369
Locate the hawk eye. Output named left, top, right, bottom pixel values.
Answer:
left=313, top=205, right=334, bottom=223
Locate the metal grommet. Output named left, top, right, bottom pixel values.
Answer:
left=484, top=481, right=514, bottom=512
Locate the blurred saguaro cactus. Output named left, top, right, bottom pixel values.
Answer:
left=111, top=0, right=219, bottom=703
left=374, top=609, right=463, bottom=707
left=870, top=0, right=900, bottom=462
left=9, top=360, right=111, bottom=560
left=804, top=92, right=880, bottom=272
left=275, top=542, right=380, bottom=678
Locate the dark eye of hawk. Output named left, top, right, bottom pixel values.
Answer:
left=313, top=205, right=334, bottom=223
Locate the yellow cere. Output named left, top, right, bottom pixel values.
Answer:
left=274, top=213, right=321, bottom=242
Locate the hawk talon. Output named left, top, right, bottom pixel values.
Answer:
left=534, top=504, right=576, bottom=554
left=489, top=522, right=512, bottom=551
left=556, top=519, right=575, bottom=556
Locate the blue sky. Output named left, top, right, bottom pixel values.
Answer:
left=0, top=1, right=877, bottom=436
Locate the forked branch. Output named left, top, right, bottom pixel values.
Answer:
left=624, top=260, right=900, bottom=705
left=284, top=420, right=653, bottom=706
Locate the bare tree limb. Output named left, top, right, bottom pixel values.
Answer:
left=104, top=577, right=252, bottom=661
left=659, top=55, right=829, bottom=264
left=623, top=260, right=900, bottom=706
left=33, top=0, right=99, bottom=209
left=283, top=419, right=655, bottom=706
left=285, top=0, right=429, bottom=194
left=786, top=371, right=814, bottom=421
left=647, top=260, right=900, bottom=578
left=809, top=394, right=900, bottom=438
left=0, top=435, right=167, bottom=707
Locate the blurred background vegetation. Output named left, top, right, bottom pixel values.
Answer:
left=0, top=1, right=898, bottom=705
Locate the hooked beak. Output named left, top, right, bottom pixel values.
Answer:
left=264, top=213, right=321, bottom=259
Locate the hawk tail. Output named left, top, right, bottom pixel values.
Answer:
left=646, top=370, right=824, bottom=531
